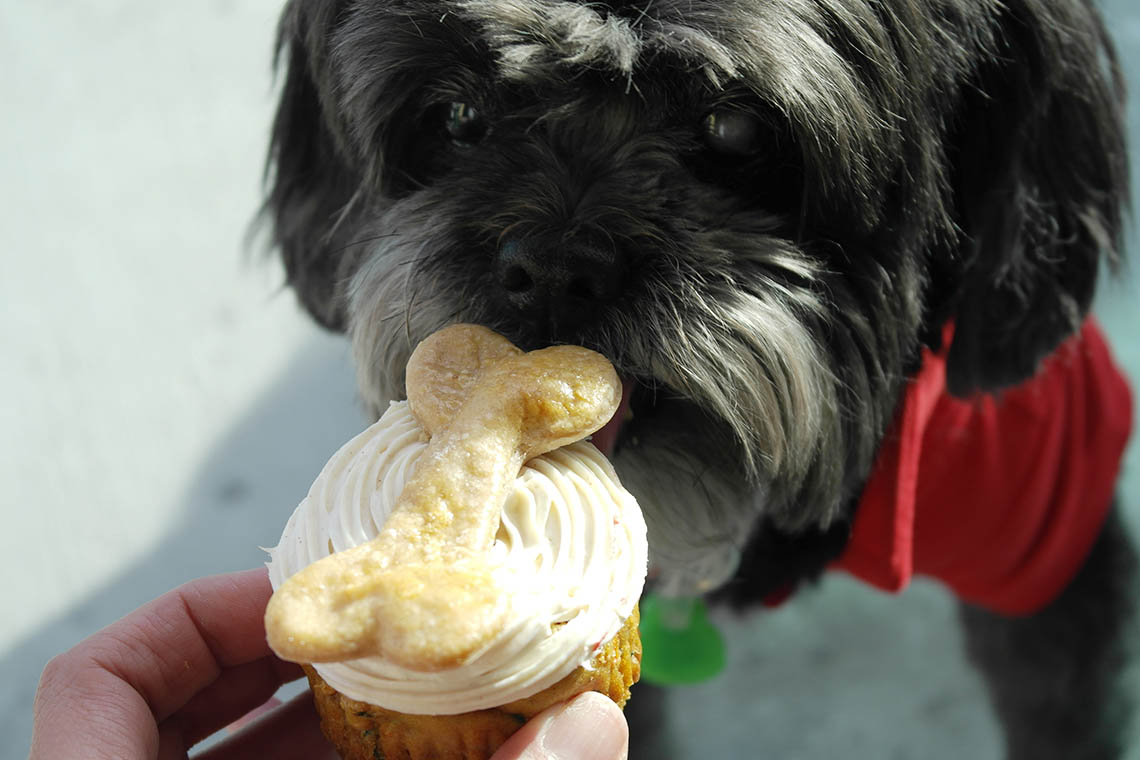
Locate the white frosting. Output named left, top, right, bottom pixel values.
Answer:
left=266, top=401, right=647, bottom=715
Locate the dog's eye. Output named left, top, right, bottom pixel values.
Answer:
left=445, top=102, right=488, bottom=146
left=702, top=110, right=764, bottom=156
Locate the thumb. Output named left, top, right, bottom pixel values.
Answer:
left=492, top=692, right=629, bottom=760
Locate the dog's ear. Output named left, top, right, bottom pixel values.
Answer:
left=264, top=0, right=358, bottom=332
left=938, top=3, right=1128, bottom=396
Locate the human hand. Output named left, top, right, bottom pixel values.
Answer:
left=29, top=568, right=332, bottom=760
left=29, top=567, right=629, bottom=760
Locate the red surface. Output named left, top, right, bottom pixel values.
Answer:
left=832, top=320, right=1132, bottom=615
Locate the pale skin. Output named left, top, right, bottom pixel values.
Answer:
left=28, top=569, right=629, bottom=760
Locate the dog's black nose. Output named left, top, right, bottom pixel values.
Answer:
left=495, top=237, right=626, bottom=338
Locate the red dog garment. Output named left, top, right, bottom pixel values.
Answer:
left=833, top=319, right=1133, bottom=616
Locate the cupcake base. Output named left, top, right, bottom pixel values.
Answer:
left=303, top=607, right=641, bottom=760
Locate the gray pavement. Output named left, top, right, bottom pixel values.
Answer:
left=3, top=1, right=1139, bottom=758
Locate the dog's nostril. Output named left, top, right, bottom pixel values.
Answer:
left=502, top=265, right=532, bottom=293
left=566, top=275, right=598, bottom=301
left=495, top=235, right=626, bottom=337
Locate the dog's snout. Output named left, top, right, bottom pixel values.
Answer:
left=495, top=237, right=626, bottom=336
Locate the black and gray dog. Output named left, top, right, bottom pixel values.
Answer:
left=264, top=0, right=1136, bottom=756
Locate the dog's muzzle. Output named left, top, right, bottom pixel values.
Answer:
left=494, top=235, right=628, bottom=341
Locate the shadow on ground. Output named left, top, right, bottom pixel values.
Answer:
left=2, top=334, right=366, bottom=759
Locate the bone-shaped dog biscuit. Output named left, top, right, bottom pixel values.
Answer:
left=265, top=324, right=621, bottom=671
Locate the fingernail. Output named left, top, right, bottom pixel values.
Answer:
left=539, top=692, right=628, bottom=759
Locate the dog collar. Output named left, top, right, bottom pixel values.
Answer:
left=832, top=318, right=1132, bottom=615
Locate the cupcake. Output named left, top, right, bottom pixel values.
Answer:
left=264, top=325, right=647, bottom=760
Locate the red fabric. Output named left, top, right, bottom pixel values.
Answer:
left=831, top=319, right=1133, bottom=616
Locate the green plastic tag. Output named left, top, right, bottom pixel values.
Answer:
left=638, top=593, right=726, bottom=685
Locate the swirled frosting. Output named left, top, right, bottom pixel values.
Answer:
left=266, top=401, right=647, bottom=715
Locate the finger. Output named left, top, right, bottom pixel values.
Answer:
left=491, top=692, right=629, bottom=760
left=163, top=655, right=303, bottom=747
left=30, top=661, right=159, bottom=760
left=104, top=568, right=275, bottom=719
left=29, top=568, right=276, bottom=760
left=194, top=690, right=338, bottom=760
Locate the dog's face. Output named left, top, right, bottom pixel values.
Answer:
left=267, top=0, right=1126, bottom=594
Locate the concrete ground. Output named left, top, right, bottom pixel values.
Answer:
left=2, top=1, right=1138, bottom=758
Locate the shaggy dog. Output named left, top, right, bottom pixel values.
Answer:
left=264, top=0, right=1135, bottom=756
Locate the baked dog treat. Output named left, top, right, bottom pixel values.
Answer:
left=265, top=324, right=647, bottom=760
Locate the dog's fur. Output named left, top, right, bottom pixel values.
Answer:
left=264, top=0, right=1136, bottom=755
